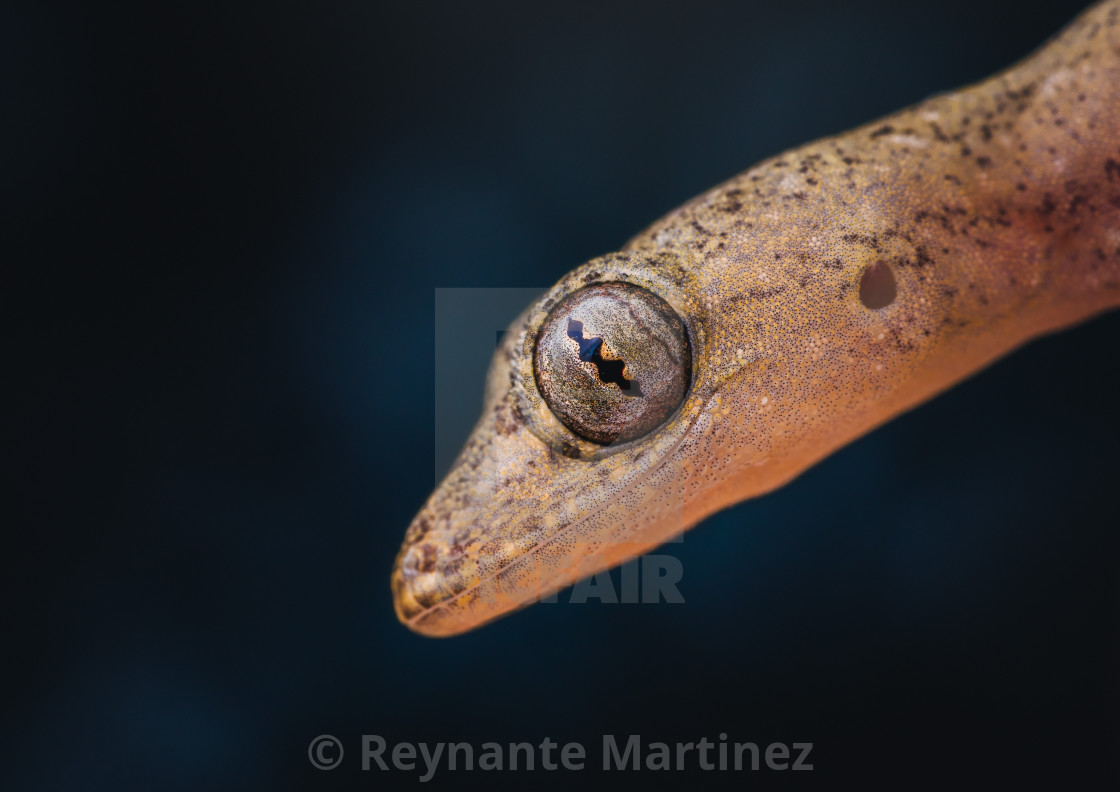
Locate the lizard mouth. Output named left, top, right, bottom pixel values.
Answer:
left=391, top=480, right=692, bottom=637
left=390, top=374, right=725, bottom=637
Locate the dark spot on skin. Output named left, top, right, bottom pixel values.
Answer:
left=493, top=404, right=520, bottom=437
left=747, top=285, right=787, bottom=299
left=416, top=544, right=438, bottom=573
left=859, top=261, right=897, bottom=310
left=1105, top=158, right=1120, bottom=182
left=560, top=441, right=581, bottom=460
left=824, top=258, right=844, bottom=270
left=980, top=124, right=993, bottom=141
left=870, top=125, right=894, bottom=138
left=1038, top=193, right=1057, bottom=215
left=842, top=232, right=881, bottom=250
left=976, top=155, right=992, bottom=167
left=582, top=270, right=602, bottom=283
left=1005, top=83, right=1036, bottom=104
left=406, top=515, right=433, bottom=543
left=944, top=174, right=962, bottom=185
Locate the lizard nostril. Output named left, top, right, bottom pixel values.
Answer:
left=533, top=282, right=690, bottom=445
left=860, top=260, right=897, bottom=309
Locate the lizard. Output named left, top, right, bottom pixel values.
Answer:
left=393, top=0, right=1120, bottom=636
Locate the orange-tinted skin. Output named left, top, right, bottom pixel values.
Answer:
left=393, top=0, right=1120, bottom=636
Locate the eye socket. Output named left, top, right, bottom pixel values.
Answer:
left=533, top=282, right=691, bottom=445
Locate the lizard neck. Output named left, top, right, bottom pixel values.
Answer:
left=932, top=0, right=1120, bottom=329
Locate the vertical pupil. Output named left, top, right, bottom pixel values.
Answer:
left=566, top=318, right=642, bottom=396
left=532, top=281, right=690, bottom=445
left=566, top=319, right=602, bottom=362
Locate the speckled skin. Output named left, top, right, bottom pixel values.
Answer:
left=394, top=0, right=1120, bottom=636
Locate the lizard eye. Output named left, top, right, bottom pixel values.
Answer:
left=533, top=282, right=691, bottom=445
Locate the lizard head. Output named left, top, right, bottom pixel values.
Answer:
left=389, top=139, right=968, bottom=638
left=392, top=249, right=729, bottom=636
left=390, top=190, right=932, bottom=637
left=390, top=145, right=979, bottom=637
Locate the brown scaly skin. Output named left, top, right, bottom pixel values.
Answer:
left=393, top=0, right=1120, bottom=636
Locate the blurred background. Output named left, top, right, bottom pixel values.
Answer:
left=5, top=0, right=1117, bottom=788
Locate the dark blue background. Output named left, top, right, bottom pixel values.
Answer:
left=6, top=0, right=1117, bottom=788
